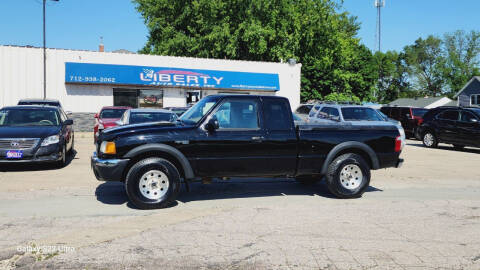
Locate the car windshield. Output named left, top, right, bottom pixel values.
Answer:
left=412, top=108, right=428, bottom=117
left=0, top=109, right=60, bottom=126
left=179, top=96, right=221, bottom=124
left=468, top=108, right=480, bottom=117
left=341, top=107, right=383, bottom=121
left=100, top=109, right=127, bottom=119
left=130, top=112, right=176, bottom=124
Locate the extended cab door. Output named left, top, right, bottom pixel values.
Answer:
left=260, top=97, right=297, bottom=176
left=194, top=97, right=268, bottom=177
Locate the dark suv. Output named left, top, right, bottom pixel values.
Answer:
left=418, top=106, right=480, bottom=149
left=380, top=106, right=429, bottom=138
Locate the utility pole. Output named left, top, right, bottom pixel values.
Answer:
left=42, top=0, right=59, bottom=99
left=374, top=0, right=385, bottom=52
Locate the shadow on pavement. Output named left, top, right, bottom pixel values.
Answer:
left=407, top=142, right=480, bottom=154
left=95, top=178, right=383, bottom=209
left=0, top=150, right=78, bottom=172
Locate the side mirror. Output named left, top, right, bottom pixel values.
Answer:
left=94, top=113, right=99, bottom=119
left=205, top=117, right=219, bottom=132
left=63, top=119, right=73, bottom=126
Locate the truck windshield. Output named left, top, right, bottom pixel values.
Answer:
left=179, top=96, right=221, bottom=124
left=341, top=107, right=383, bottom=121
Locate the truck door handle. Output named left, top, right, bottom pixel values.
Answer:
left=251, top=136, right=264, bottom=142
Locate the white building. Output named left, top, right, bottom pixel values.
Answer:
left=0, top=45, right=301, bottom=113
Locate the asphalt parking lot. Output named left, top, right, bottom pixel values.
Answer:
left=0, top=133, right=479, bottom=270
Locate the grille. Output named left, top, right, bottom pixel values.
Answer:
left=0, top=138, right=40, bottom=150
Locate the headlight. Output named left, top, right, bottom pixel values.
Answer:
left=100, top=141, right=116, bottom=154
left=41, top=135, right=60, bottom=146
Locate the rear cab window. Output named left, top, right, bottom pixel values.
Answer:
left=263, top=98, right=293, bottom=131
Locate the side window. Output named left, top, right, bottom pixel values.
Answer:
left=460, top=111, right=478, bottom=122
left=437, top=110, right=459, bottom=121
left=392, top=108, right=401, bottom=119
left=380, top=107, right=390, bottom=116
left=318, top=107, right=329, bottom=119
left=329, top=108, right=340, bottom=118
left=214, top=99, right=259, bottom=129
left=264, top=98, right=291, bottom=131
left=296, top=105, right=310, bottom=115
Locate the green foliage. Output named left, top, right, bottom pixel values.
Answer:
left=442, top=30, right=480, bottom=96
left=323, top=92, right=361, bottom=103
left=134, top=0, right=377, bottom=102
left=374, top=50, right=411, bottom=103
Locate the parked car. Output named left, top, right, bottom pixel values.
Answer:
left=116, top=108, right=178, bottom=126
left=94, top=106, right=131, bottom=143
left=163, top=107, right=190, bottom=117
left=418, top=106, right=480, bottom=150
left=294, top=104, right=314, bottom=120
left=0, top=105, right=74, bottom=167
left=18, top=98, right=72, bottom=115
left=92, top=95, right=404, bottom=209
left=308, top=104, right=388, bottom=125
left=380, top=106, right=429, bottom=138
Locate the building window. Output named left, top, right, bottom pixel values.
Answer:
left=471, top=94, right=480, bottom=106
left=113, top=89, right=164, bottom=108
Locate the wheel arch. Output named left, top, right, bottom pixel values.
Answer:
left=123, top=144, right=194, bottom=180
left=320, top=142, right=379, bottom=175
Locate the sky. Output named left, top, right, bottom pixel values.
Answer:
left=0, top=0, right=479, bottom=53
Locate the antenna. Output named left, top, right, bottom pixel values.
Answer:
left=374, top=0, right=385, bottom=52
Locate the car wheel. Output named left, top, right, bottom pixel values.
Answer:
left=56, top=145, right=66, bottom=168
left=325, top=153, right=371, bottom=199
left=295, top=175, right=321, bottom=185
left=125, top=158, right=181, bottom=209
left=453, top=144, right=465, bottom=150
left=422, top=132, right=438, bottom=148
left=68, top=135, right=74, bottom=154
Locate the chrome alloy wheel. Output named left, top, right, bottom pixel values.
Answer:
left=139, top=170, right=169, bottom=200
left=339, top=164, right=363, bottom=190
left=423, top=133, right=434, bottom=147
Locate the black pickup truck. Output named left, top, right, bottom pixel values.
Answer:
left=92, top=95, right=404, bottom=209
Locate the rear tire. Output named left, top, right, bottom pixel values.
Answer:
left=422, top=132, right=438, bottom=148
left=125, top=158, right=181, bottom=209
left=325, top=153, right=370, bottom=199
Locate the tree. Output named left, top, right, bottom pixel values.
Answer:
left=374, top=51, right=411, bottom=102
left=442, top=30, right=480, bottom=96
left=133, top=0, right=378, bottom=102
left=403, top=36, right=446, bottom=97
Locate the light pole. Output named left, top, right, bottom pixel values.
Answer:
left=43, top=0, right=59, bottom=99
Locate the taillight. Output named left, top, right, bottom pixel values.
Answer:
left=395, top=135, right=403, bottom=152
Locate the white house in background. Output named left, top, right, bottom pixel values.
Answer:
left=388, top=96, right=452, bottom=108
left=453, top=76, right=480, bottom=107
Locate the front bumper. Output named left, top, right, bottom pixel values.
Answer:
left=91, top=151, right=129, bottom=182
left=0, top=144, right=62, bottom=163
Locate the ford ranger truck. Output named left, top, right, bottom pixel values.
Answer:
left=92, top=95, right=404, bottom=209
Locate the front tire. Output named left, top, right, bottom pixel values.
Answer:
left=422, top=132, right=438, bottom=148
left=56, top=144, right=67, bottom=168
left=125, top=158, right=181, bottom=209
left=325, top=153, right=371, bottom=199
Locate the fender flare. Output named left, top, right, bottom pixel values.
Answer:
left=320, top=141, right=380, bottom=174
left=124, top=143, right=194, bottom=179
